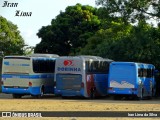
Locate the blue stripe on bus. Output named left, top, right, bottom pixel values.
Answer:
left=2, top=74, right=54, bottom=79
left=55, top=88, right=84, bottom=97
left=2, top=86, right=55, bottom=95
left=2, top=86, right=40, bottom=95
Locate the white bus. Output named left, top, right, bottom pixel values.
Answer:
left=55, top=55, right=112, bottom=98
left=1, top=54, right=59, bottom=98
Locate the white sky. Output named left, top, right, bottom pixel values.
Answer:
left=0, top=0, right=96, bottom=47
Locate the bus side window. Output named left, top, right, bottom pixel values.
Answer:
left=98, top=61, right=109, bottom=73
left=151, top=69, right=155, bottom=77
left=104, top=61, right=109, bottom=73
left=33, top=59, right=55, bottom=73
left=33, top=59, right=38, bottom=73
left=92, top=61, right=98, bottom=73
left=50, top=60, right=55, bottom=72
left=143, top=69, right=147, bottom=77
left=147, top=69, right=152, bottom=78
left=138, top=68, right=143, bottom=77
left=85, top=61, right=89, bottom=73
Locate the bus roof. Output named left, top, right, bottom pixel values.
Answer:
left=57, top=55, right=113, bottom=62
left=28, top=53, right=59, bottom=58
left=111, top=61, right=154, bottom=66
left=4, top=56, right=29, bottom=59
left=4, top=54, right=59, bottom=59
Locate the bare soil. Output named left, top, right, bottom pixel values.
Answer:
left=0, top=97, right=160, bottom=120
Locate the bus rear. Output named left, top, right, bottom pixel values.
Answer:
left=2, top=56, right=32, bottom=97
left=2, top=55, right=57, bottom=98
left=55, top=57, right=83, bottom=97
left=108, top=62, right=137, bottom=95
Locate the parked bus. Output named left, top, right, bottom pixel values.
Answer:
left=1, top=54, right=59, bottom=98
left=108, top=62, right=155, bottom=99
left=55, top=56, right=113, bottom=98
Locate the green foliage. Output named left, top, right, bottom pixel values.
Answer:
left=96, top=0, right=160, bottom=25
left=34, top=2, right=160, bottom=69
left=80, top=20, right=132, bottom=57
left=35, top=4, right=100, bottom=55
left=80, top=20, right=160, bottom=68
left=23, top=46, right=35, bottom=55
left=0, top=16, right=25, bottom=56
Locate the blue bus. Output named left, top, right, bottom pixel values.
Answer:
left=55, top=56, right=112, bottom=98
left=108, top=62, right=155, bottom=99
left=1, top=54, right=59, bottom=98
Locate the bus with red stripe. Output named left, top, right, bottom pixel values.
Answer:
left=55, top=56, right=112, bottom=98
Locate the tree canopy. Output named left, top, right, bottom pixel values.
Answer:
left=35, top=3, right=100, bottom=55
left=34, top=2, right=160, bottom=69
left=96, top=0, right=160, bottom=25
left=0, top=16, right=25, bottom=56
left=80, top=20, right=160, bottom=68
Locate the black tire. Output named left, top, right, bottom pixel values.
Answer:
left=139, top=88, right=144, bottom=100
left=90, top=87, right=95, bottom=99
left=62, top=96, right=68, bottom=99
left=12, top=94, right=22, bottom=98
left=152, top=88, right=154, bottom=97
left=113, top=95, right=121, bottom=100
left=148, top=88, right=154, bottom=100
left=131, top=95, right=138, bottom=100
left=90, top=92, right=95, bottom=99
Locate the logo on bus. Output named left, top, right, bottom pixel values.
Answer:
left=64, top=60, right=74, bottom=66
left=57, top=67, right=81, bottom=72
left=3, top=61, right=30, bottom=66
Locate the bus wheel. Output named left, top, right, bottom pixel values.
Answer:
left=38, top=86, right=44, bottom=98
left=62, top=96, right=68, bottom=99
left=40, top=86, right=44, bottom=96
left=90, top=87, right=95, bottom=99
left=139, top=88, right=144, bottom=100
left=113, top=95, right=121, bottom=100
left=152, top=88, right=154, bottom=97
left=34, top=86, right=44, bottom=99
left=90, top=93, right=95, bottom=99
left=148, top=88, right=154, bottom=99
left=12, top=94, right=22, bottom=98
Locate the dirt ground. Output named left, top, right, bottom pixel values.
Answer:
left=0, top=98, right=160, bottom=120
left=1, top=99, right=160, bottom=111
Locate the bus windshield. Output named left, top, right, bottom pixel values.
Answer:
left=110, top=64, right=135, bottom=79
left=2, top=57, right=31, bottom=74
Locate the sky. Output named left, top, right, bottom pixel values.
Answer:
left=0, top=0, right=96, bottom=47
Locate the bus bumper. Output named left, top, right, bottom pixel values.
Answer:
left=2, top=86, right=41, bottom=95
left=108, top=88, right=137, bottom=95
left=55, top=89, right=84, bottom=97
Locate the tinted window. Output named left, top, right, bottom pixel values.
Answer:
left=85, top=61, right=110, bottom=74
left=33, top=59, right=55, bottom=73
left=138, top=68, right=154, bottom=78
left=138, top=68, right=143, bottom=77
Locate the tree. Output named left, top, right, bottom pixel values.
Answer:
left=80, top=20, right=160, bottom=68
left=0, top=16, right=25, bottom=56
left=96, top=0, right=160, bottom=25
left=80, top=20, right=133, bottom=58
left=23, top=46, right=35, bottom=55
left=35, top=4, right=100, bottom=55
